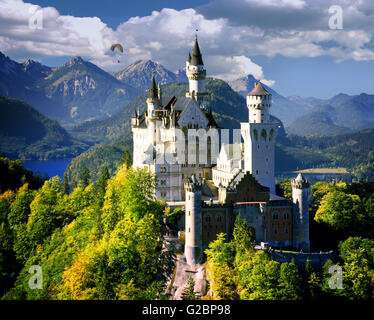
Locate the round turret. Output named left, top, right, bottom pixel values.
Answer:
left=246, top=82, right=272, bottom=123
left=184, top=175, right=203, bottom=266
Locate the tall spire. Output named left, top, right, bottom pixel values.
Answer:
left=188, top=51, right=191, bottom=63
left=190, top=36, right=204, bottom=66
left=149, top=71, right=158, bottom=99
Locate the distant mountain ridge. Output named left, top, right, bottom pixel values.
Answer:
left=112, top=59, right=188, bottom=92
left=228, top=75, right=314, bottom=125
left=287, top=93, right=374, bottom=136
left=0, top=52, right=141, bottom=128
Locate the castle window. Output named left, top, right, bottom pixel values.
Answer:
left=274, top=228, right=278, bottom=235
left=216, top=215, right=223, bottom=223
left=273, top=212, right=279, bottom=220
left=205, top=215, right=212, bottom=223
left=256, top=170, right=259, bottom=175
left=188, top=211, right=190, bottom=216
left=188, top=228, right=191, bottom=233
left=285, top=228, right=288, bottom=234
left=284, top=213, right=290, bottom=220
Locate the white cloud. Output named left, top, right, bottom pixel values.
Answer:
left=0, top=0, right=373, bottom=82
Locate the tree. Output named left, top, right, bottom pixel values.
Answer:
left=337, top=237, right=374, bottom=300
left=211, top=262, right=238, bottom=300
left=63, top=171, right=70, bottom=195
left=79, top=166, right=90, bottom=188
left=314, top=190, right=363, bottom=232
left=121, top=148, right=132, bottom=169
left=233, top=214, right=254, bottom=256
left=278, top=262, right=302, bottom=300
left=279, top=178, right=292, bottom=200
left=205, top=233, right=235, bottom=267
left=181, top=276, right=197, bottom=300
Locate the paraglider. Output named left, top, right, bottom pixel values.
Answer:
left=110, top=43, right=124, bottom=63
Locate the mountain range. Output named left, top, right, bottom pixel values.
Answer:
left=111, top=59, right=188, bottom=91
left=287, top=93, right=374, bottom=136
left=0, top=52, right=141, bottom=128
left=1, top=51, right=374, bottom=141
left=228, top=75, right=314, bottom=125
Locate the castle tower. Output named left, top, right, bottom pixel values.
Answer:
left=186, top=36, right=207, bottom=107
left=184, top=175, right=203, bottom=266
left=146, top=72, right=160, bottom=146
left=241, top=82, right=277, bottom=193
left=291, top=173, right=310, bottom=251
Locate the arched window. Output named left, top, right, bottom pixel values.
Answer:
left=269, top=128, right=275, bottom=141
left=261, top=129, right=267, bottom=141
left=272, top=211, right=279, bottom=220
left=253, top=129, right=258, bottom=141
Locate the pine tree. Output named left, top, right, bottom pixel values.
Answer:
left=121, top=148, right=132, bottom=168
left=79, top=166, right=90, bottom=188
left=63, top=171, right=70, bottom=194
left=181, top=276, right=197, bottom=300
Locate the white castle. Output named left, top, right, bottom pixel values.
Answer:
left=132, top=37, right=278, bottom=199
left=132, top=37, right=218, bottom=201
left=132, top=38, right=310, bottom=260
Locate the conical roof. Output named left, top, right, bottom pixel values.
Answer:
left=131, top=108, right=137, bottom=118
left=190, top=37, right=204, bottom=66
left=295, top=173, right=305, bottom=182
left=149, top=72, right=158, bottom=99
left=247, top=82, right=271, bottom=96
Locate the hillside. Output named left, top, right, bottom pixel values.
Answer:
left=67, top=78, right=294, bottom=184
left=0, top=95, right=88, bottom=160
left=287, top=111, right=351, bottom=136
left=71, top=78, right=288, bottom=145
left=287, top=93, right=374, bottom=136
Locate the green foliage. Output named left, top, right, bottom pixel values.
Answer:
left=279, top=178, right=292, bottom=200
left=181, top=277, right=197, bottom=300
left=237, top=251, right=302, bottom=300
left=205, top=233, right=235, bottom=267
left=233, top=214, right=254, bottom=256
left=0, top=155, right=45, bottom=192
left=79, top=166, right=90, bottom=188
left=121, top=148, right=132, bottom=168
left=65, top=138, right=132, bottom=187
left=285, top=129, right=374, bottom=181
left=315, top=190, right=363, bottom=231
left=2, top=162, right=167, bottom=300
left=337, top=237, right=374, bottom=300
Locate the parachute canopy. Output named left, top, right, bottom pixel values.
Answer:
left=110, top=43, right=123, bottom=53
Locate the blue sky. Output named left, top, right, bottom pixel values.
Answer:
left=1, top=0, right=373, bottom=98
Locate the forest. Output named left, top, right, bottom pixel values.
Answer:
left=0, top=154, right=373, bottom=300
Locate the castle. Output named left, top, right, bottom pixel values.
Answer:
left=132, top=37, right=310, bottom=265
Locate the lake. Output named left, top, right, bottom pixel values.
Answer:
left=22, top=159, right=72, bottom=179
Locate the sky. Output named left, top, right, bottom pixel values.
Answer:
left=0, top=0, right=373, bottom=98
